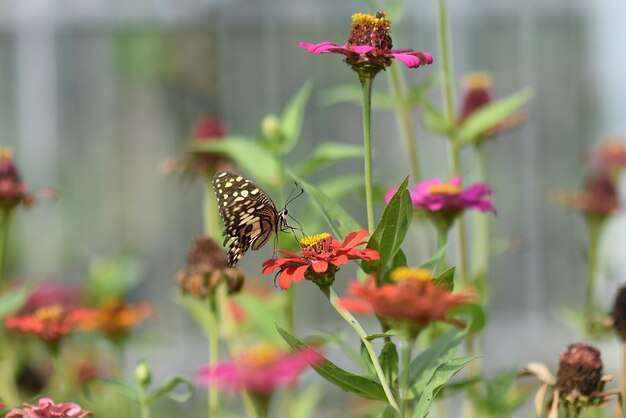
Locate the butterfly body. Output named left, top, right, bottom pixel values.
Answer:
left=212, top=171, right=289, bottom=267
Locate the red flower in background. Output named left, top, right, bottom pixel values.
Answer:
left=262, top=230, right=379, bottom=290
left=78, top=297, right=152, bottom=343
left=4, top=305, right=90, bottom=344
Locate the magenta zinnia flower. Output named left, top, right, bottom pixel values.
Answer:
left=299, top=12, right=433, bottom=78
left=7, top=397, right=92, bottom=418
left=386, top=177, right=495, bottom=229
left=196, top=344, right=322, bottom=397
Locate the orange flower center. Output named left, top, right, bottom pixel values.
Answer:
left=299, top=233, right=332, bottom=252
left=427, top=184, right=461, bottom=195
left=34, top=305, right=64, bottom=322
left=390, top=267, right=432, bottom=284
left=462, top=72, right=493, bottom=90
left=241, top=344, right=282, bottom=368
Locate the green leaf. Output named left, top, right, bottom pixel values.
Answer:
left=366, top=329, right=398, bottom=341
left=176, top=295, right=216, bottom=338
left=379, top=342, right=399, bottom=384
left=233, top=293, right=285, bottom=342
left=296, top=143, right=363, bottom=177
left=317, top=175, right=364, bottom=200
left=0, top=286, right=29, bottom=319
left=412, top=356, right=476, bottom=418
left=147, top=376, right=194, bottom=404
left=84, top=378, right=140, bottom=403
left=419, top=245, right=448, bottom=271
left=279, top=80, right=313, bottom=154
left=363, top=176, right=412, bottom=274
left=451, top=303, right=487, bottom=334
left=433, top=267, right=455, bottom=290
left=188, top=137, right=281, bottom=189
left=381, top=405, right=397, bottom=418
left=422, top=100, right=451, bottom=135
left=291, top=174, right=362, bottom=239
left=86, top=254, right=144, bottom=303
left=409, top=327, right=467, bottom=394
left=319, top=85, right=397, bottom=109
left=403, top=73, right=445, bottom=105
left=277, top=325, right=387, bottom=401
left=380, top=248, right=408, bottom=285
left=291, top=385, right=323, bottom=418
left=457, top=88, right=533, bottom=144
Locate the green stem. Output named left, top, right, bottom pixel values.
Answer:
left=435, top=224, right=450, bottom=275
left=281, top=290, right=295, bottom=418
left=252, top=395, right=270, bottom=418
left=208, top=294, right=220, bottom=418
left=204, top=178, right=219, bottom=240
left=388, top=64, right=421, bottom=181
left=319, top=285, right=400, bottom=414
left=0, top=211, right=12, bottom=285
left=400, top=338, right=415, bottom=417
left=360, top=75, right=376, bottom=233
left=138, top=387, right=150, bottom=418
left=619, top=343, right=626, bottom=418
left=472, top=144, right=490, bottom=286
left=584, top=216, right=603, bottom=329
left=51, top=346, right=68, bottom=397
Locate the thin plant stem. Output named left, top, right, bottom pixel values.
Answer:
left=435, top=224, right=450, bottom=275
left=472, top=144, right=490, bottom=285
left=319, top=285, right=400, bottom=414
left=281, top=290, right=295, bottom=418
left=208, top=294, right=220, bottom=418
left=111, top=341, right=124, bottom=379
left=204, top=178, right=220, bottom=241
left=138, top=387, right=150, bottom=418
left=51, top=347, right=68, bottom=397
left=0, top=211, right=12, bottom=286
left=360, top=75, right=376, bottom=233
left=252, top=396, right=270, bottom=418
left=388, top=64, right=421, bottom=181
left=584, top=216, right=603, bottom=330
left=618, top=343, right=626, bottom=418
left=400, top=338, right=416, bottom=417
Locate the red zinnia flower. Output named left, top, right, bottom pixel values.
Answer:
left=299, top=12, right=433, bottom=78
left=6, top=397, right=92, bottom=418
left=78, top=297, right=153, bottom=343
left=262, top=230, right=379, bottom=290
left=340, top=267, right=475, bottom=338
left=4, top=305, right=91, bottom=344
left=196, top=343, right=322, bottom=398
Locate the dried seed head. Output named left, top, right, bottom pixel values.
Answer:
left=556, top=343, right=603, bottom=398
left=612, top=286, right=626, bottom=340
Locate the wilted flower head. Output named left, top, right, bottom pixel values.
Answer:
left=0, top=148, right=56, bottom=214
left=339, top=267, right=475, bottom=339
left=196, top=343, right=322, bottom=398
left=176, top=236, right=245, bottom=298
left=386, top=177, right=495, bottom=230
left=79, top=297, right=152, bottom=343
left=262, top=230, right=380, bottom=290
left=22, top=280, right=80, bottom=314
left=612, top=286, right=626, bottom=341
left=552, top=173, right=619, bottom=220
left=6, top=397, right=92, bottom=418
left=299, top=12, right=433, bottom=78
left=585, top=137, right=626, bottom=179
left=523, top=343, right=620, bottom=418
left=4, top=305, right=91, bottom=347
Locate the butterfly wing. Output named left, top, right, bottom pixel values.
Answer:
left=212, top=171, right=279, bottom=267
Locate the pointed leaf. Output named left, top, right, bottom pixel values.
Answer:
left=319, top=84, right=397, bottom=109
left=296, top=143, right=363, bottom=177
left=291, top=174, right=362, bottom=239
left=291, top=385, right=323, bottom=418
left=277, top=325, right=387, bottom=400
left=419, top=245, right=448, bottom=271
left=363, top=176, right=412, bottom=274
left=450, top=302, right=486, bottom=333
left=188, top=137, right=281, bottom=189
left=422, top=100, right=451, bottom=135
left=234, top=293, right=285, bottom=343
left=379, top=342, right=399, bottom=384
left=366, top=330, right=398, bottom=341
left=433, top=267, right=455, bottom=290
left=457, top=88, right=533, bottom=144
left=84, top=378, right=140, bottom=403
left=279, top=80, right=313, bottom=154
left=0, top=285, right=29, bottom=319
left=412, top=356, right=476, bottom=418
left=147, top=376, right=194, bottom=404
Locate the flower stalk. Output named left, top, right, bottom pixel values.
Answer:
left=584, top=216, right=603, bottom=331
left=204, top=179, right=220, bottom=242
left=400, top=338, right=416, bottom=417
left=208, top=294, right=220, bottom=418
left=0, top=210, right=11, bottom=286
left=360, top=74, right=376, bottom=233
left=472, top=144, right=490, bottom=285
left=319, top=285, right=400, bottom=414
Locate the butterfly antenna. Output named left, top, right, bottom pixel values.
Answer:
left=284, top=182, right=304, bottom=208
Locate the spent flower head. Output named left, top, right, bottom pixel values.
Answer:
left=195, top=343, right=322, bottom=398
left=6, top=397, right=92, bottom=418
left=176, top=236, right=245, bottom=298
left=339, top=267, right=475, bottom=339
left=299, top=12, right=433, bottom=79
left=552, top=173, right=619, bottom=221
left=585, top=137, right=626, bottom=180
left=262, top=230, right=379, bottom=290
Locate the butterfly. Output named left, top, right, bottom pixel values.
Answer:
left=212, top=171, right=300, bottom=267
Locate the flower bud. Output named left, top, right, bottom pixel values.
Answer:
left=134, top=360, right=152, bottom=389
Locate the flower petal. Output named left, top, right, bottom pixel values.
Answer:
left=338, top=298, right=374, bottom=315
left=312, top=260, right=329, bottom=273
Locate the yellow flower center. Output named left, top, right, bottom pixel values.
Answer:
left=299, top=233, right=332, bottom=252
left=351, top=12, right=390, bottom=30
left=390, top=267, right=433, bottom=284
left=462, top=72, right=493, bottom=89
left=427, top=184, right=462, bottom=195
left=0, top=148, right=14, bottom=159
left=242, top=344, right=282, bottom=367
left=34, top=305, right=64, bottom=321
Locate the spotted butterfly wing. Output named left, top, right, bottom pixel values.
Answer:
left=212, top=171, right=287, bottom=267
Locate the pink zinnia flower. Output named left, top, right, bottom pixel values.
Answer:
left=386, top=177, right=495, bottom=229
left=196, top=344, right=322, bottom=397
left=299, top=12, right=433, bottom=78
left=6, top=397, right=92, bottom=418
left=262, top=230, right=380, bottom=290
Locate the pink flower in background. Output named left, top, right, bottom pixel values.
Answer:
left=299, top=12, right=433, bottom=77
left=196, top=344, right=322, bottom=397
left=6, top=397, right=92, bottom=418
left=585, top=137, right=626, bottom=179
left=22, top=281, right=80, bottom=314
